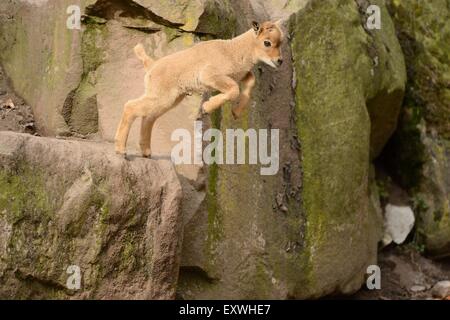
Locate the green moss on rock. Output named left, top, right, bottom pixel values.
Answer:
left=387, top=0, right=450, bottom=257
left=0, top=166, right=52, bottom=224
left=195, top=0, right=237, bottom=38
left=61, top=23, right=107, bottom=135
left=0, top=132, right=183, bottom=299
left=289, top=0, right=403, bottom=295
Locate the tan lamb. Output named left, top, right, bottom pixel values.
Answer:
left=115, top=21, right=284, bottom=158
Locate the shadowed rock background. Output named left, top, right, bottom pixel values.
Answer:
left=0, top=0, right=448, bottom=299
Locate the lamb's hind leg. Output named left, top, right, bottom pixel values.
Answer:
left=139, top=116, right=155, bottom=158
left=115, top=95, right=153, bottom=156
left=139, top=94, right=186, bottom=158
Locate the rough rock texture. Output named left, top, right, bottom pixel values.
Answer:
left=0, top=66, right=35, bottom=134
left=287, top=0, right=406, bottom=298
left=178, top=0, right=405, bottom=299
left=133, top=0, right=236, bottom=37
left=178, top=0, right=308, bottom=299
left=385, top=0, right=450, bottom=258
left=2, top=0, right=447, bottom=300
left=0, top=131, right=183, bottom=299
left=0, top=0, right=89, bottom=136
left=248, top=0, right=309, bottom=20
left=351, top=246, right=450, bottom=300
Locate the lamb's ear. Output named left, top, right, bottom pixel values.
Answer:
left=274, top=19, right=285, bottom=28
left=252, top=21, right=260, bottom=34
left=274, top=19, right=285, bottom=39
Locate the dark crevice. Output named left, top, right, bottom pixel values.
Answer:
left=178, top=266, right=218, bottom=284
left=176, top=265, right=219, bottom=298
left=366, top=88, right=405, bottom=159
left=14, top=269, right=67, bottom=291
left=85, top=0, right=183, bottom=29
left=83, top=0, right=224, bottom=38
left=61, top=88, right=77, bottom=132
left=374, top=36, right=427, bottom=192
left=375, top=116, right=426, bottom=191
left=123, top=26, right=160, bottom=34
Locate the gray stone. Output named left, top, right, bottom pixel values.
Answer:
left=431, top=281, right=450, bottom=299
left=384, top=205, right=415, bottom=245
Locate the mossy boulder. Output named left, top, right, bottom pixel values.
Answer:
left=0, top=131, right=183, bottom=299
left=387, top=0, right=450, bottom=257
left=179, top=0, right=406, bottom=299
left=289, top=0, right=405, bottom=297
left=418, top=137, right=450, bottom=257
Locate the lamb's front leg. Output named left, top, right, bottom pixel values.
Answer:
left=200, top=73, right=240, bottom=114
left=232, top=71, right=256, bottom=119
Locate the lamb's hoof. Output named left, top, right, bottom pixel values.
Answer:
left=142, top=154, right=151, bottom=159
left=232, top=110, right=239, bottom=120
left=117, top=152, right=130, bottom=161
left=196, top=107, right=206, bottom=120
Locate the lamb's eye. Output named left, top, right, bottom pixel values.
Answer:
left=264, top=40, right=272, bottom=47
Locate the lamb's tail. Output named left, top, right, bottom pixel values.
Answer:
left=134, top=43, right=154, bottom=72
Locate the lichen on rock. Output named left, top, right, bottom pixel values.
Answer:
left=386, top=0, right=450, bottom=258
left=0, top=132, right=183, bottom=299
left=289, top=0, right=405, bottom=297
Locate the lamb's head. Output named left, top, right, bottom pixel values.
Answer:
left=252, top=20, right=284, bottom=68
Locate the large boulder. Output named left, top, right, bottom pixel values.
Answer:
left=178, top=0, right=406, bottom=299
left=0, top=131, right=183, bottom=299
left=289, top=0, right=405, bottom=297
left=386, top=0, right=450, bottom=258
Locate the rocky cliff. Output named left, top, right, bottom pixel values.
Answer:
left=0, top=0, right=448, bottom=299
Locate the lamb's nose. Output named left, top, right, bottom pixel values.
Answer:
left=278, top=59, right=283, bottom=65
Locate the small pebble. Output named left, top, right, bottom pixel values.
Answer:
left=410, top=285, right=426, bottom=293
left=431, top=280, right=450, bottom=298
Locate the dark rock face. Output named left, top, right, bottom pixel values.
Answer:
left=385, top=0, right=450, bottom=258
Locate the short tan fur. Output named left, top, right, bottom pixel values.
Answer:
left=115, top=21, right=284, bottom=158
